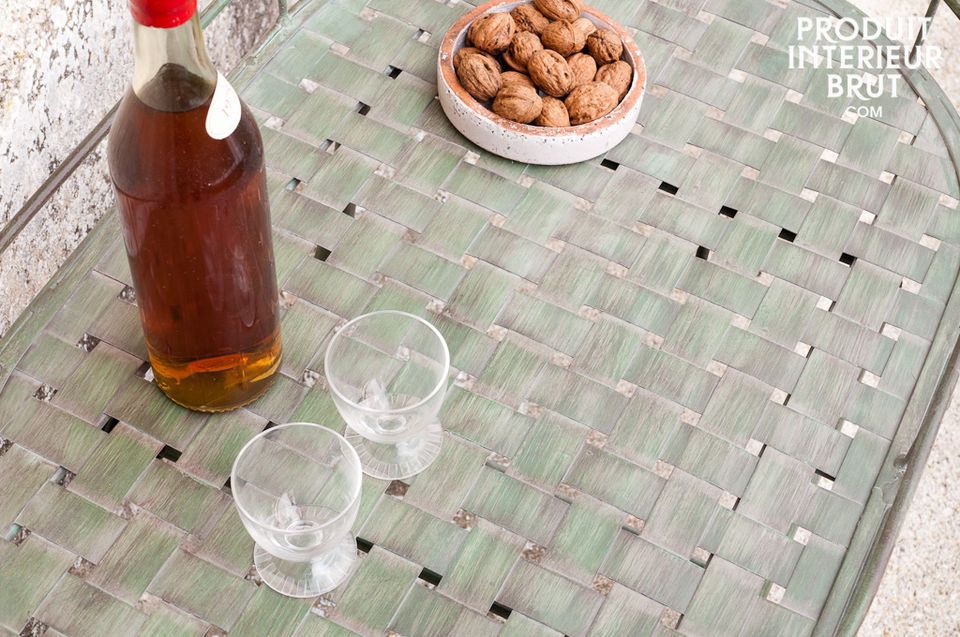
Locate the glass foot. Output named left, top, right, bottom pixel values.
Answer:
left=345, top=421, right=443, bottom=480
left=254, top=533, right=357, bottom=598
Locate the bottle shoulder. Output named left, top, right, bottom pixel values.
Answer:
left=108, top=85, right=264, bottom=201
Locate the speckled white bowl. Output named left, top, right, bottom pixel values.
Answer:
left=438, top=0, right=646, bottom=165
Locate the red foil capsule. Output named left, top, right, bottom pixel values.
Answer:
left=129, top=0, right=197, bottom=28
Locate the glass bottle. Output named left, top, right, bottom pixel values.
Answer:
left=107, top=0, right=282, bottom=412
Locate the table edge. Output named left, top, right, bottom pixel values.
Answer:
left=0, top=1, right=959, bottom=635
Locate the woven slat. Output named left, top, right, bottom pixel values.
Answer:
left=2, top=0, right=960, bottom=635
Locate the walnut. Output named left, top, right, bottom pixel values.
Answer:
left=595, top=60, right=632, bottom=99
left=457, top=52, right=502, bottom=101
left=586, top=29, right=623, bottom=65
left=566, top=52, right=597, bottom=88
left=541, top=18, right=595, bottom=57
left=533, top=0, right=583, bottom=22
left=467, top=13, right=517, bottom=56
left=503, top=31, right=543, bottom=72
left=573, top=17, right=597, bottom=38
left=501, top=71, right=536, bottom=89
left=528, top=49, right=575, bottom=98
left=565, top=81, right=619, bottom=125
left=511, top=4, right=550, bottom=35
left=534, top=96, right=570, bottom=127
left=493, top=84, right=544, bottom=124
left=454, top=47, right=498, bottom=71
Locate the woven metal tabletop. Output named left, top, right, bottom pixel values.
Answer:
left=3, top=0, right=960, bottom=635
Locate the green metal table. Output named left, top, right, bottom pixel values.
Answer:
left=2, top=0, right=960, bottom=635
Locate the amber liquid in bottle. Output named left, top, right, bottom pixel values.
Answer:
left=108, top=15, right=281, bottom=412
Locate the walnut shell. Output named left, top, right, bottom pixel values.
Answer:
left=454, top=47, right=498, bottom=71
left=573, top=17, right=598, bottom=39
left=532, top=0, right=583, bottom=22
left=528, top=49, right=575, bottom=98
left=595, top=60, right=632, bottom=100
left=511, top=4, right=550, bottom=35
left=541, top=18, right=595, bottom=57
left=467, top=13, right=517, bottom=56
left=493, top=84, right=544, bottom=124
left=565, top=81, right=619, bottom=125
left=586, top=29, right=623, bottom=65
left=566, top=52, right=597, bottom=88
left=457, top=52, right=502, bottom=101
left=503, top=31, right=543, bottom=72
left=534, top=96, right=570, bottom=127
left=501, top=71, right=536, bottom=89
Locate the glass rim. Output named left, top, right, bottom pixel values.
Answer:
left=229, top=422, right=362, bottom=534
left=323, top=310, right=451, bottom=415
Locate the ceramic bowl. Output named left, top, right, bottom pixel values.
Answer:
left=437, top=0, right=646, bottom=165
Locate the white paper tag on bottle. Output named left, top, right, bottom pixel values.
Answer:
left=206, top=71, right=241, bottom=140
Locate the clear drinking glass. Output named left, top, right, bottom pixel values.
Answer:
left=324, top=311, right=449, bottom=480
left=231, top=422, right=362, bottom=597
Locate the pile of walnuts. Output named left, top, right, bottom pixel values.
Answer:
left=453, top=0, right=632, bottom=127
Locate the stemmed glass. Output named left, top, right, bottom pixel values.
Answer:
left=324, top=311, right=450, bottom=480
left=231, top=423, right=362, bottom=598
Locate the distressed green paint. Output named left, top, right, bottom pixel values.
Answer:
left=497, top=293, right=592, bottom=356
left=700, top=508, right=803, bottom=585
left=178, top=410, right=266, bottom=487
left=0, top=444, right=55, bottom=530
left=500, top=612, right=564, bottom=637
left=511, top=412, right=586, bottom=487
left=391, top=583, right=500, bottom=637
left=418, top=196, right=490, bottom=260
left=194, top=506, right=256, bottom=577
left=544, top=495, right=622, bottom=583
left=603, top=531, right=703, bottom=612
left=3, top=399, right=106, bottom=472
left=499, top=560, right=604, bottom=637
left=105, top=377, right=207, bottom=450
left=138, top=603, right=208, bottom=637
left=439, top=519, right=522, bottom=612
left=359, top=496, right=468, bottom=574
left=147, top=550, right=256, bottom=630
left=0, top=0, right=957, bottom=634
left=404, top=434, right=488, bottom=518
left=128, top=460, right=228, bottom=533
left=504, top=183, right=579, bottom=244
left=355, top=176, right=441, bottom=234
left=37, top=574, right=147, bottom=637
left=444, top=262, right=520, bottom=330
left=51, top=343, right=141, bottom=424
left=18, top=482, right=126, bottom=562
left=87, top=512, right=181, bottom=604
left=641, top=470, right=722, bottom=557
left=0, top=535, right=74, bottom=631
left=380, top=243, right=465, bottom=300
left=608, top=390, right=687, bottom=469
left=69, top=422, right=162, bottom=509
left=530, top=365, right=629, bottom=434
left=16, top=333, right=85, bottom=388
left=464, top=467, right=567, bottom=545
left=439, top=386, right=533, bottom=455
left=229, top=586, right=311, bottom=637
left=565, top=447, right=664, bottom=519
left=628, top=347, right=719, bottom=412
left=329, top=547, right=418, bottom=635
left=589, top=583, right=663, bottom=637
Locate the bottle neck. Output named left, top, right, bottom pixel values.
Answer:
left=132, top=12, right=217, bottom=111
